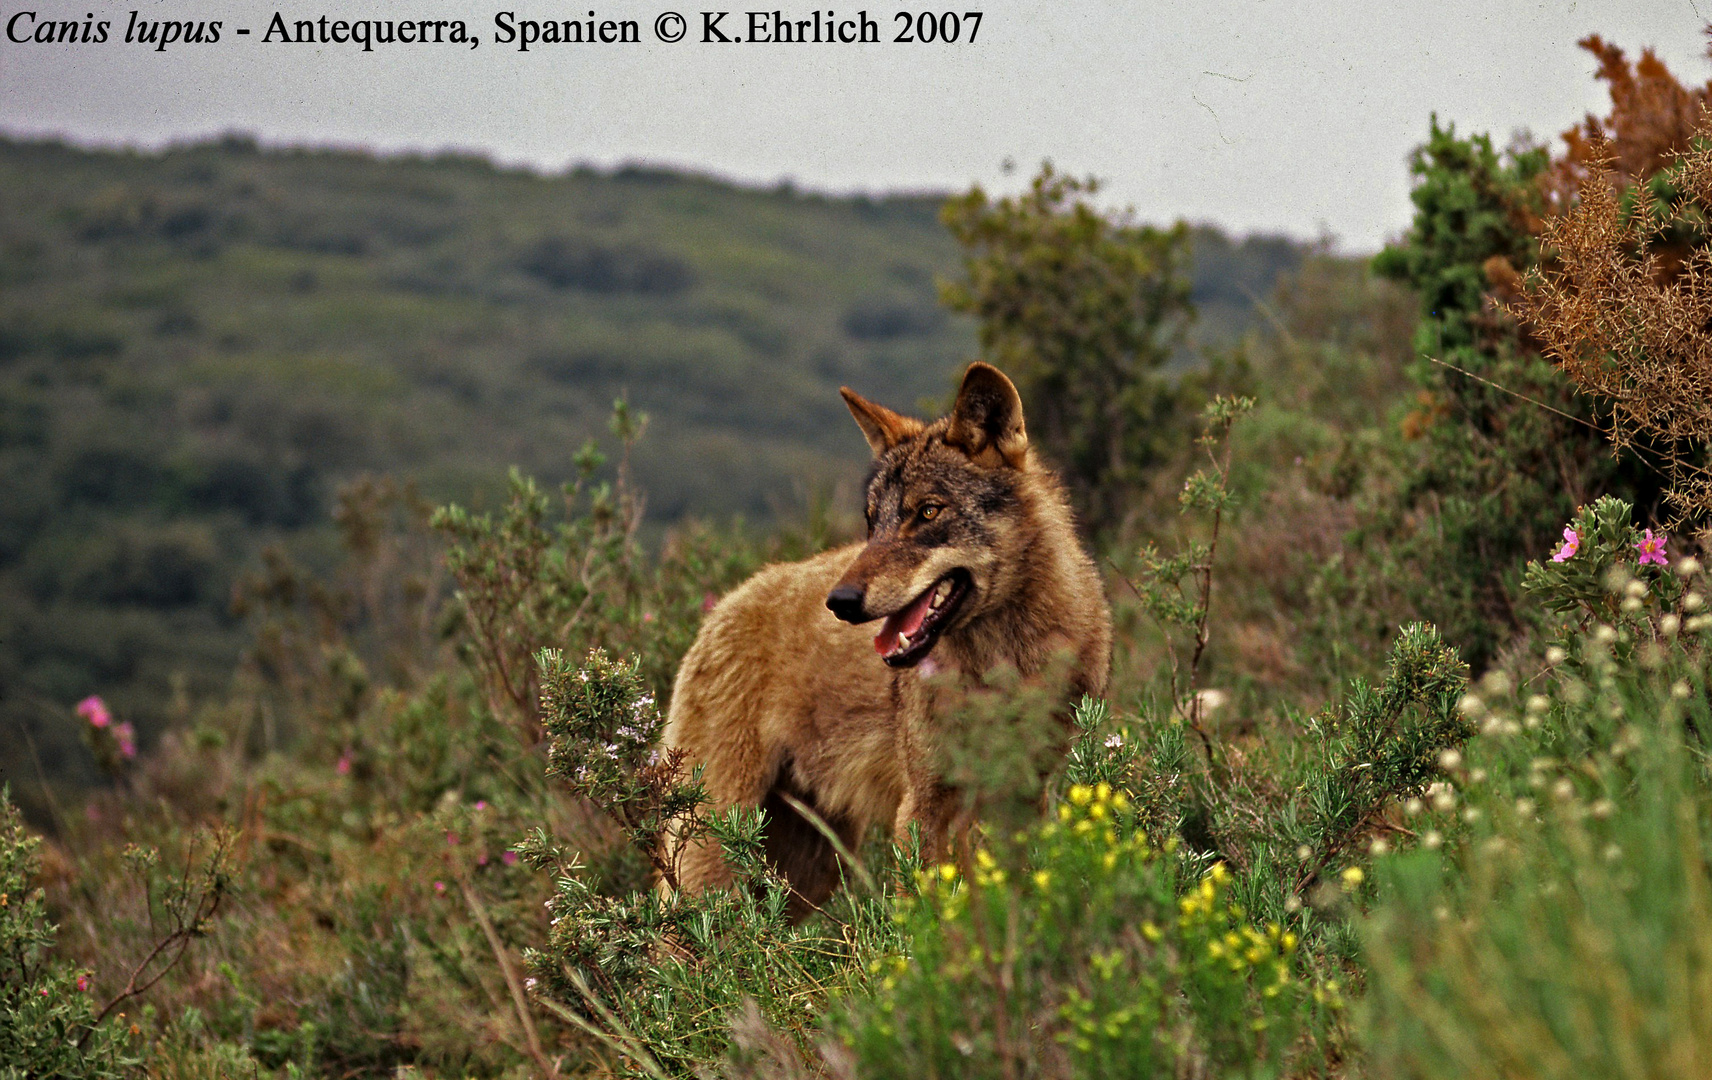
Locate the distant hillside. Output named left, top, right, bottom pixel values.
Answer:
left=0, top=134, right=1308, bottom=796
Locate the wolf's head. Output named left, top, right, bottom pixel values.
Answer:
left=827, top=362, right=1054, bottom=669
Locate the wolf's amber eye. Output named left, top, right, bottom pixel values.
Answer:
left=919, top=504, right=941, bottom=521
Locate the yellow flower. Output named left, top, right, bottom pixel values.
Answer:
left=1141, top=921, right=1162, bottom=942
left=1068, top=784, right=1093, bottom=806
left=939, top=863, right=958, bottom=882
left=1033, top=870, right=1052, bottom=889
left=1094, top=782, right=1112, bottom=802
left=1340, top=866, right=1364, bottom=889
left=1209, top=862, right=1231, bottom=885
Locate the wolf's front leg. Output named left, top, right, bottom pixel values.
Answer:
left=893, top=781, right=970, bottom=867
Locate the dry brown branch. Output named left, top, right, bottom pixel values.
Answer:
left=458, top=876, right=559, bottom=1078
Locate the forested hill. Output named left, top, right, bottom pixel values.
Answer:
left=0, top=134, right=1307, bottom=796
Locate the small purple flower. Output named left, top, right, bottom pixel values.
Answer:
left=335, top=752, right=352, bottom=776
left=1550, top=526, right=1579, bottom=563
left=433, top=881, right=447, bottom=895
left=76, top=696, right=112, bottom=729
left=474, top=800, right=487, bottom=811
left=76, top=974, right=90, bottom=992
left=502, top=850, right=519, bottom=866
left=113, top=722, right=136, bottom=759
left=1637, top=529, right=1669, bottom=567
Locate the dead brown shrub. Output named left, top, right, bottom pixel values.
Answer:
left=1513, top=126, right=1712, bottom=542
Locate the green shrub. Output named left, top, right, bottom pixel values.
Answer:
left=834, top=785, right=1327, bottom=1079
left=0, top=785, right=140, bottom=1080
left=1371, top=118, right=1665, bottom=672
left=522, top=647, right=896, bottom=1077
left=1363, top=501, right=1712, bottom=1078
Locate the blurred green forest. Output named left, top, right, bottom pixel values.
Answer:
left=0, top=135, right=1306, bottom=806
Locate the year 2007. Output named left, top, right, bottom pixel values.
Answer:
left=891, top=11, right=981, bottom=42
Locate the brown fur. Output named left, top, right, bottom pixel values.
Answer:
left=660, top=363, right=1112, bottom=917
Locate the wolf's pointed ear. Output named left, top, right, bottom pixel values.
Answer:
left=841, top=388, right=922, bottom=457
left=946, top=363, right=1028, bottom=468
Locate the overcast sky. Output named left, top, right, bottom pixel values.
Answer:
left=1, top=0, right=1705, bottom=250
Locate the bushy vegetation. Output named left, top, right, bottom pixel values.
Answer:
left=8, top=23, right=1712, bottom=1080
left=0, top=134, right=1305, bottom=824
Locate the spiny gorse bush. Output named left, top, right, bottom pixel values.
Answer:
left=832, top=778, right=1327, bottom=1080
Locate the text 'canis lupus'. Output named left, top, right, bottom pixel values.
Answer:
left=661, top=362, right=1112, bottom=916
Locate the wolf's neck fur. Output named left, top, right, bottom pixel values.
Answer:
left=940, top=460, right=1094, bottom=684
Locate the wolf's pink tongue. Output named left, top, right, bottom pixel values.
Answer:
left=874, top=588, right=936, bottom=656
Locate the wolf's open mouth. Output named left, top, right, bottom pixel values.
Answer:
left=873, top=570, right=971, bottom=668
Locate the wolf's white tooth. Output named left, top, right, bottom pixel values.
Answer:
left=931, top=580, right=952, bottom=608
left=896, top=631, right=913, bottom=649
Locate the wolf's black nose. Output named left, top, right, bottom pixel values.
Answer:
left=826, top=584, right=867, bottom=623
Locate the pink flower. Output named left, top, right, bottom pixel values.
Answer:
left=642, top=611, right=655, bottom=624
left=474, top=800, right=486, bottom=811
left=477, top=851, right=489, bottom=867
left=77, top=974, right=90, bottom=992
left=1550, top=527, right=1579, bottom=563
left=335, top=752, right=352, bottom=776
left=1637, top=529, right=1669, bottom=567
left=502, top=850, right=519, bottom=866
left=114, top=722, right=136, bottom=759
left=446, top=831, right=459, bottom=846
left=76, top=695, right=112, bottom=729
left=701, top=591, right=719, bottom=613
left=433, top=880, right=446, bottom=894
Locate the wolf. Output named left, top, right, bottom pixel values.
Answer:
left=659, top=362, right=1111, bottom=917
